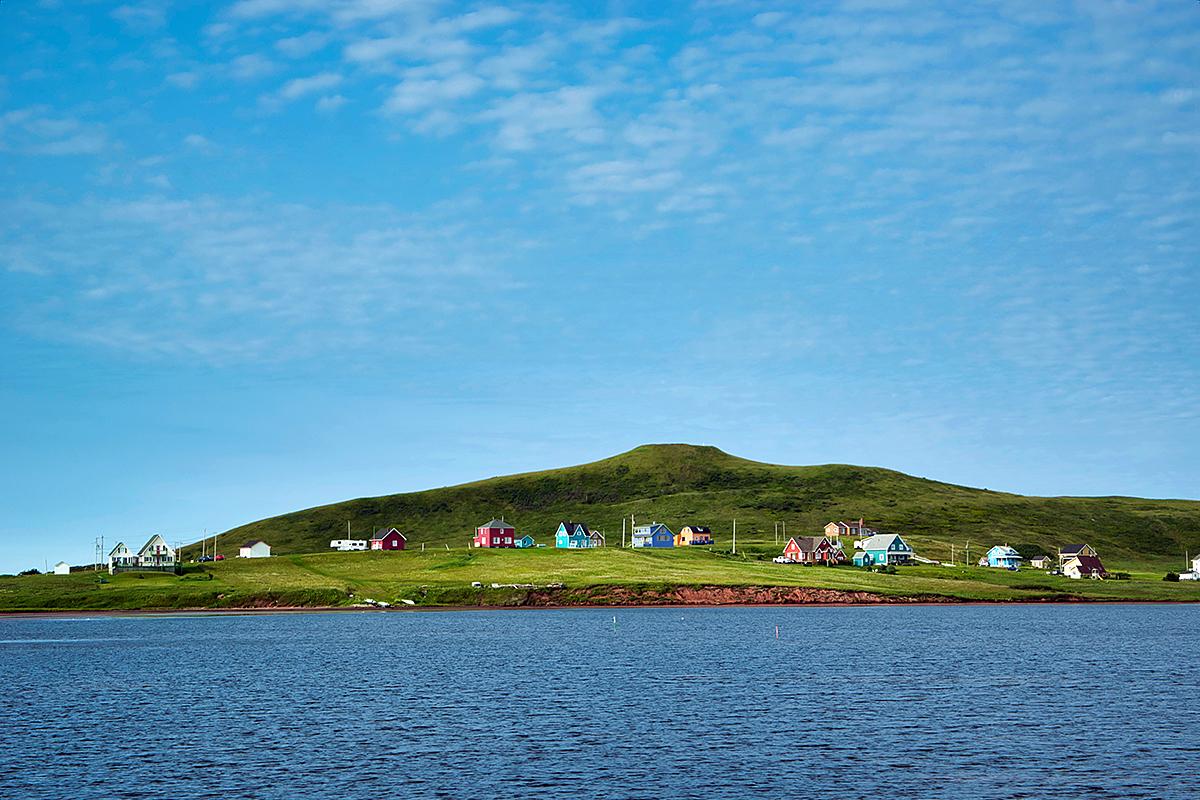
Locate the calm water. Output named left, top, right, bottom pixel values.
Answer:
left=1, top=606, right=1197, bottom=799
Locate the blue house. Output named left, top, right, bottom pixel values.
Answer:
left=555, top=522, right=602, bottom=549
left=515, top=535, right=536, bottom=549
left=852, top=533, right=913, bottom=566
left=985, top=545, right=1022, bottom=568
left=632, top=522, right=674, bottom=548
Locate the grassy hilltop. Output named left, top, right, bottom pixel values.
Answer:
left=205, top=444, right=1200, bottom=566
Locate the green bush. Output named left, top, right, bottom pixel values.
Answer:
left=1164, top=572, right=1180, bottom=582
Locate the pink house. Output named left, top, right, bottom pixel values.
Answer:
left=474, top=518, right=516, bottom=548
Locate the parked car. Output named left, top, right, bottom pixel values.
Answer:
left=772, top=556, right=791, bottom=564
left=214, top=554, right=225, bottom=561
left=198, top=556, right=214, bottom=563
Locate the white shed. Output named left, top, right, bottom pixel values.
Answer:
left=53, top=561, right=71, bottom=575
left=239, top=540, right=272, bottom=558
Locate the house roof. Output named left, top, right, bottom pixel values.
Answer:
left=107, top=542, right=128, bottom=557
left=1059, top=544, right=1089, bottom=554
left=137, top=534, right=171, bottom=556
left=479, top=519, right=514, bottom=530
left=857, top=533, right=906, bottom=551
left=242, top=540, right=267, bottom=548
left=634, top=522, right=672, bottom=534
left=683, top=525, right=711, bottom=534
left=1067, top=555, right=1107, bottom=574
left=560, top=521, right=591, bottom=536
left=793, top=536, right=829, bottom=552
left=988, top=545, right=1022, bottom=558
left=372, top=528, right=407, bottom=540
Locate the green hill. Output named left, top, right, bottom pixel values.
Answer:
left=201, top=444, right=1200, bottom=567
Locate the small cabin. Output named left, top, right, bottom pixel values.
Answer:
left=631, top=523, right=674, bottom=548
left=676, top=525, right=714, bottom=546
left=371, top=529, right=407, bottom=551
left=474, top=519, right=515, bottom=548
left=239, top=540, right=272, bottom=558
left=1030, top=556, right=1052, bottom=569
left=53, top=561, right=71, bottom=576
left=515, top=535, right=536, bottom=549
left=824, top=519, right=875, bottom=540
left=330, top=539, right=368, bottom=551
left=555, top=522, right=598, bottom=549
left=985, top=545, right=1023, bottom=569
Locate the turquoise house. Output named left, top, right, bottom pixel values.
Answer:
left=852, top=533, right=913, bottom=566
left=515, top=535, right=536, bottom=549
left=985, top=545, right=1022, bottom=568
left=555, top=522, right=602, bottom=548
left=632, top=522, right=674, bottom=548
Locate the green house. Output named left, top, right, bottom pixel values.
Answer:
left=852, top=533, right=914, bottom=566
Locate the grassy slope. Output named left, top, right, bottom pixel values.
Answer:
left=205, top=444, right=1200, bottom=567
left=4, top=548, right=1200, bottom=611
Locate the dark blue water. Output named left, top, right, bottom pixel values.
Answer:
left=0, top=606, right=1196, bottom=799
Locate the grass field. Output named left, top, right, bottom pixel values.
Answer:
left=3, top=547, right=1198, bottom=612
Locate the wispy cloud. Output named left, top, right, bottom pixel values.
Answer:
left=0, top=196, right=519, bottom=363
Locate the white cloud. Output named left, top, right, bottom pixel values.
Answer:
left=316, top=94, right=348, bottom=113
left=228, top=53, right=279, bottom=80
left=111, top=2, right=168, bottom=31
left=482, top=86, right=606, bottom=151
left=275, top=31, right=330, bottom=58
left=278, top=71, right=343, bottom=100
left=0, top=108, right=108, bottom=156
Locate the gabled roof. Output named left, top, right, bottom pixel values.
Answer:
left=559, top=521, right=591, bottom=536
left=479, top=519, right=514, bottom=530
left=793, top=536, right=830, bottom=553
left=242, top=540, right=267, bottom=548
left=857, top=533, right=907, bottom=551
left=108, top=542, right=129, bottom=557
left=1066, top=555, right=1107, bottom=574
left=682, top=525, right=711, bottom=534
left=987, top=545, right=1022, bottom=558
left=1059, top=544, right=1090, bottom=554
left=137, top=534, right=171, bottom=556
left=633, top=522, right=673, bottom=536
left=372, top=528, right=407, bottom=540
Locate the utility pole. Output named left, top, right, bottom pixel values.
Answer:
left=965, top=540, right=970, bottom=567
left=732, top=519, right=737, bottom=554
left=774, top=522, right=778, bottom=546
left=622, top=517, right=626, bottom=548
left=782, top=521, right=786, bottom=543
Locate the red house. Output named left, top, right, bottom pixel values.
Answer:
left=371, top=528, right=407, bottom=551
left=474, top=518, right=516, bottom=548
left=781, top=536, right=836, bottom=564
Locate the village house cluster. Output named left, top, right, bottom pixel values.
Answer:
left=75, top=516, right=1168, bottom=585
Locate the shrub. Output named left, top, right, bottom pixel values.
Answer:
left=1164, top=572, right=1180, bottom=582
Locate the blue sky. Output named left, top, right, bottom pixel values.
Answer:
left=1, top=0, right=1198, bottom=572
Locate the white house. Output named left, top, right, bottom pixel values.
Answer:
left=1030, top=556, right=1052, bottom=569
left=239, top=540, right=272, bottom=558
left=136, top=535, right=176, bottom=570
left=107, top=542, right=135, bottom=574
left=330, top=539, right=368, bottom=551
left=53, top=561, right=71, bottom=575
